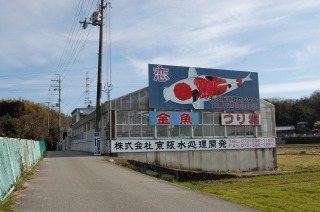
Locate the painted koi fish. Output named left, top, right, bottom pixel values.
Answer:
left=163, top=67, right=252, bottom=109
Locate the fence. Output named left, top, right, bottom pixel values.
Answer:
left=0, top=137, right=46, bottom=201
left=280, top=135, right=320, bottom=144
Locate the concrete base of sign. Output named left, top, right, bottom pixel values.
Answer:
left=107, top=155, right=286, bottom=182
left=114, top=148, right=276, bottom=172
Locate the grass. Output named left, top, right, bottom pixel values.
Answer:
left=0, top=154, right=45, bottom=212
left=176, top=147, right=320, bottom=212
left=178, top=172, right=320, bottom=211
left=277, top=154, right=320, bottom=171
left=0, top=195, right=14, bottom=212
left=277, top=144, right=320, bottom=155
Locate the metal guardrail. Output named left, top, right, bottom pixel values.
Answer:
left=0, top=137, right=46, bottom=201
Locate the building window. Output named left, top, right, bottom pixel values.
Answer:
left=245, top=125, right=255, bottom=136
left=227, top=126, right=236, bottom=136
left=180, top=125, right=191, bottom=137
left=236, top=126, right=245, bottom=136
left=214, top=125, right=225, bottom=137
left=203, top=112, right=214, bottom=137
left=157, top=125, right=168, bottom=138
left=116, top=110, right=150, bottom=138
left=194, top=112, right=225, bottom=138
left=213, top=113, right=225, bottom=137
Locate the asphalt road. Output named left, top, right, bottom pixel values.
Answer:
left=15, top=151, right=258, bottom=212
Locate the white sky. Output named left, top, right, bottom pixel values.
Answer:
left=1, top=0, right=320, bottom=114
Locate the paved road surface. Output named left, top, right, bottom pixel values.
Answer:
left=15, top=151, right=258, bottom=212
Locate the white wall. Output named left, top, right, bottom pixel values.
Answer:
left=117, top=148, right=276, bottom=172
left=71, top=128, right=106, bottom=154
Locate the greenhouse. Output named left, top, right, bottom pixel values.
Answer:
left=70, top=64, right=276, bottom=171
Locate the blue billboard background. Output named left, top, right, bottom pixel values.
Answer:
left=148, top=64, right=260, bottom=111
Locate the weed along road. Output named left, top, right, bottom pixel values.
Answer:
left=15, top=151, right=257, bottom=212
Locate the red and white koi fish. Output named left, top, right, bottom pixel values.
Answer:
left=163, top=67, right=252, bottom=109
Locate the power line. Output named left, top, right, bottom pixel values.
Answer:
left=104, top=3, right=112, bottom=94
left=47, top=0, right=100, bottom=113
left=54, top=0, right=95, bottom=76
left=63, top=71, right=97, bottom=114
left=53, top=0, right=83, bottom=76
left=50, top=0, right=94, bottom=78
left=60, top=26, right=93, bottom=80
left=0, top=67, right=96, bottom=79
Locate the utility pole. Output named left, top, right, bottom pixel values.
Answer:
left=80, top=0, right=111, bottom=155
left=51, top=74, right=61, bottom=147
left=96, top=0, right=103, bottom=131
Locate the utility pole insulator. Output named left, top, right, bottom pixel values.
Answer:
left=80, top=18, right=89, bottom=29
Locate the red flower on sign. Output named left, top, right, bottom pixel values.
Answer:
left=156, top=112, right=171, bottom=124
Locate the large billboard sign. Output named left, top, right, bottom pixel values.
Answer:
left=149, top=64, right=260, bottom=111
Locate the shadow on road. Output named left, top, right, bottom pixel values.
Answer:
left=47, top=151, right=94, bottom=158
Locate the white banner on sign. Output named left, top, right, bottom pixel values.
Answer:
left=111, top=137, right=275, bottom=153
left=221, top=113, right=261, bottom=126
left=94, top=132, right=101, bottom=156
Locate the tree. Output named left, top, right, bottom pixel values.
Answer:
left=0, top=100, right=25, bottom=118
left=0, top=99, right=71, bottom=150
left=267, top=93, right=318, bottom=127
left=309, top=91, right=320, bottom=121
left=267, top=98, right=296, bottom=126
left=20, top=112, right=47, bottom=140
left=0, top=114, right=21, bottom=138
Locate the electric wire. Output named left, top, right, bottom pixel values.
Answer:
left=104, top=3, right=112, bottom=93
left=58, top=0, right=96, bottom=79
left=48, top=0, right=85, bottom=98
left=60, top=0, right=106, bottom=113
left=48, top=0, right=100, bottom=113
left=53, top=0, right=83, bottom=78
left=65, top=71, right=97, bottom=112
left=50, top=0, right=96, bottom=81
left=108, top=3, right=112, bottom=88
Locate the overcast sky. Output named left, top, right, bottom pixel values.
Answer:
left=1, top=0, right=320, bottom=114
